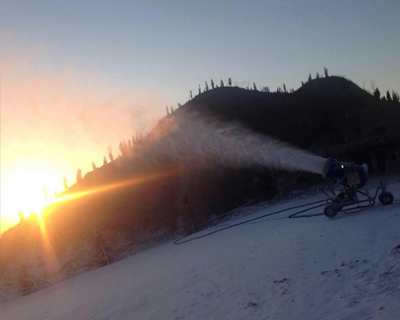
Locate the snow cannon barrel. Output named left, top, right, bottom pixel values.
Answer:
left=322, top=158, right=369, bottom=189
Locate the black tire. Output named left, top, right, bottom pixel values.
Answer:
left=379, top=191, right=394, bottom=205
left=324, top=205, right=338, bottom=219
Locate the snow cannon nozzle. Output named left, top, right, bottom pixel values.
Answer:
left=322, top=158, right=369, bottom=189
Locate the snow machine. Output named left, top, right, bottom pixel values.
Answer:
left=321, top=158, right=394, bottom=219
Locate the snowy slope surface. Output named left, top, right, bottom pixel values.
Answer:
left=1, top=177, right=400, bottom=320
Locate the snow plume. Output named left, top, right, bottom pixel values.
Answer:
left=144, top=111, right=327, bottom=175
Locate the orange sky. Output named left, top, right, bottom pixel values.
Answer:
left=0, top=54, right=166, bottom=233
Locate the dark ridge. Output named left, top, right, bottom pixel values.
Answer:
left=173, top=76, right=399, bottom=152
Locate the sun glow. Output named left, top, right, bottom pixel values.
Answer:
left=2, top=168, right=60, bottom=221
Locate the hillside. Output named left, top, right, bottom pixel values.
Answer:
left=2, top=176, right=400, bottom=319
left=1, top=76, right=400, bottom=302
left=176, top=77, right=400, bottom=153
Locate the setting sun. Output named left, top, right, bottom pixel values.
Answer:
left=1, top=168, right=59, bottom=222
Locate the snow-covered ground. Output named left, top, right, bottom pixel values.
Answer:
left=1, top=176, right=400, bottom=320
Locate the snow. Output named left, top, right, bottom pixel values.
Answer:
left=1, top=176, right=400, bottom=320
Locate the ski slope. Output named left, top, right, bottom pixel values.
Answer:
left=1, top=177, right=400, bottom=320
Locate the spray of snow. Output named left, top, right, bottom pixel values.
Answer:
left=144, top=111, right=326, bottom=175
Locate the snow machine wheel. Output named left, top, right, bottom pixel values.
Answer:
left=378, top=191, right=394, bottom=205
left=324, top=205, right=338, bottom=219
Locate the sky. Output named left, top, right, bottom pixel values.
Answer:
left=1, top=0, right=400, bottom=232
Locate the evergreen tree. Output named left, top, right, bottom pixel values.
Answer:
left=261, top=86, right=270, bottom=93
left=308, top=73, right=312, bottom=82
left=190, top=90, right=193, bottom=99
left=228, top=78, right=232, bottom=86
left=283, top=83, right=287, bottom=93
left=108, top=147, right=114, bottom=162
left=301, top=81, right=305, bottom=86
left=205, top=81, right=209, bottom=91
left=387, top=90, right=392, bottom=101
left=253, top=82, right=257, bottom=91
left=63, top=177, right=68, bottom=190
left=220, top=79, right=224, bottom=87
left=18, top=211, right=24, bottom=223
left=198, top=85, right=201, bottom=95
left=392, top=90, right=400, bottom=102
left=103, top=156, right=108, bottom=166
left=316, top=72, right=320, bottom=79
left=119, top=141, right=127, bottom=156
left=373, top=88, right=381, bottom=100
left=211, top=79, right=214, bottom=89
left=92, top=161, right=97, bottom=171
left=76, top=169, right=83, bottom=183
left=166, top=106, right=169, bottom=115
left=324, top=67, right=329, bottom=77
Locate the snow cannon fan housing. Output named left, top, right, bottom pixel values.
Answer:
left=323, top=158, right=369, bottom=189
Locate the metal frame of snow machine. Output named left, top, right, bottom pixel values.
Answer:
left=321, top=158, right=394, bottom=219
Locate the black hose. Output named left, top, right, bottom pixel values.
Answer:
left=174, top=199, right=326, bottom=245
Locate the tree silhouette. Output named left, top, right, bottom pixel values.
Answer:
left=190, top=90, right=193, bottom=99
left=301, top=81, right=305, bottom=86
left=373, top=88, right=381, bottom=100
left=308, top=74, right=312, bottom=82
left=103, top=156, right=108, bottom=166
left=211, top=79, right=214, bottom=89
left=76, top=169, right=83, bottom=183
left=228, top=78, right=232, bottom=86
left=253, top=82, right=257, bottom=91
left=166, top=106, right=169, bottom=115
left=316, top=72, right=320, bottom=79
left=283, top=83, right=287, bottom=93
left=119, top=141, right=128, bottom=156
left=178, top=103, right=182, bottom=108
left=198, top=85, right=201, bottom=95
left=205, top=81, right=209, bottom=91
left=18, top=211, right=24, bottom=223
left=132, top=132, right=143, bottom=148
left=63, top=177, right=68, bottom=190
left=92, top=161, right=97, bottom=171
left=108, top=147, right=114, bottom=162
left=324, top=67, right=329, bottom=77
left=220, top=79, right=224, bottom=87
left=386, top=90, right=392, bottom=101
left=392, top=91, right=399, bottom=102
